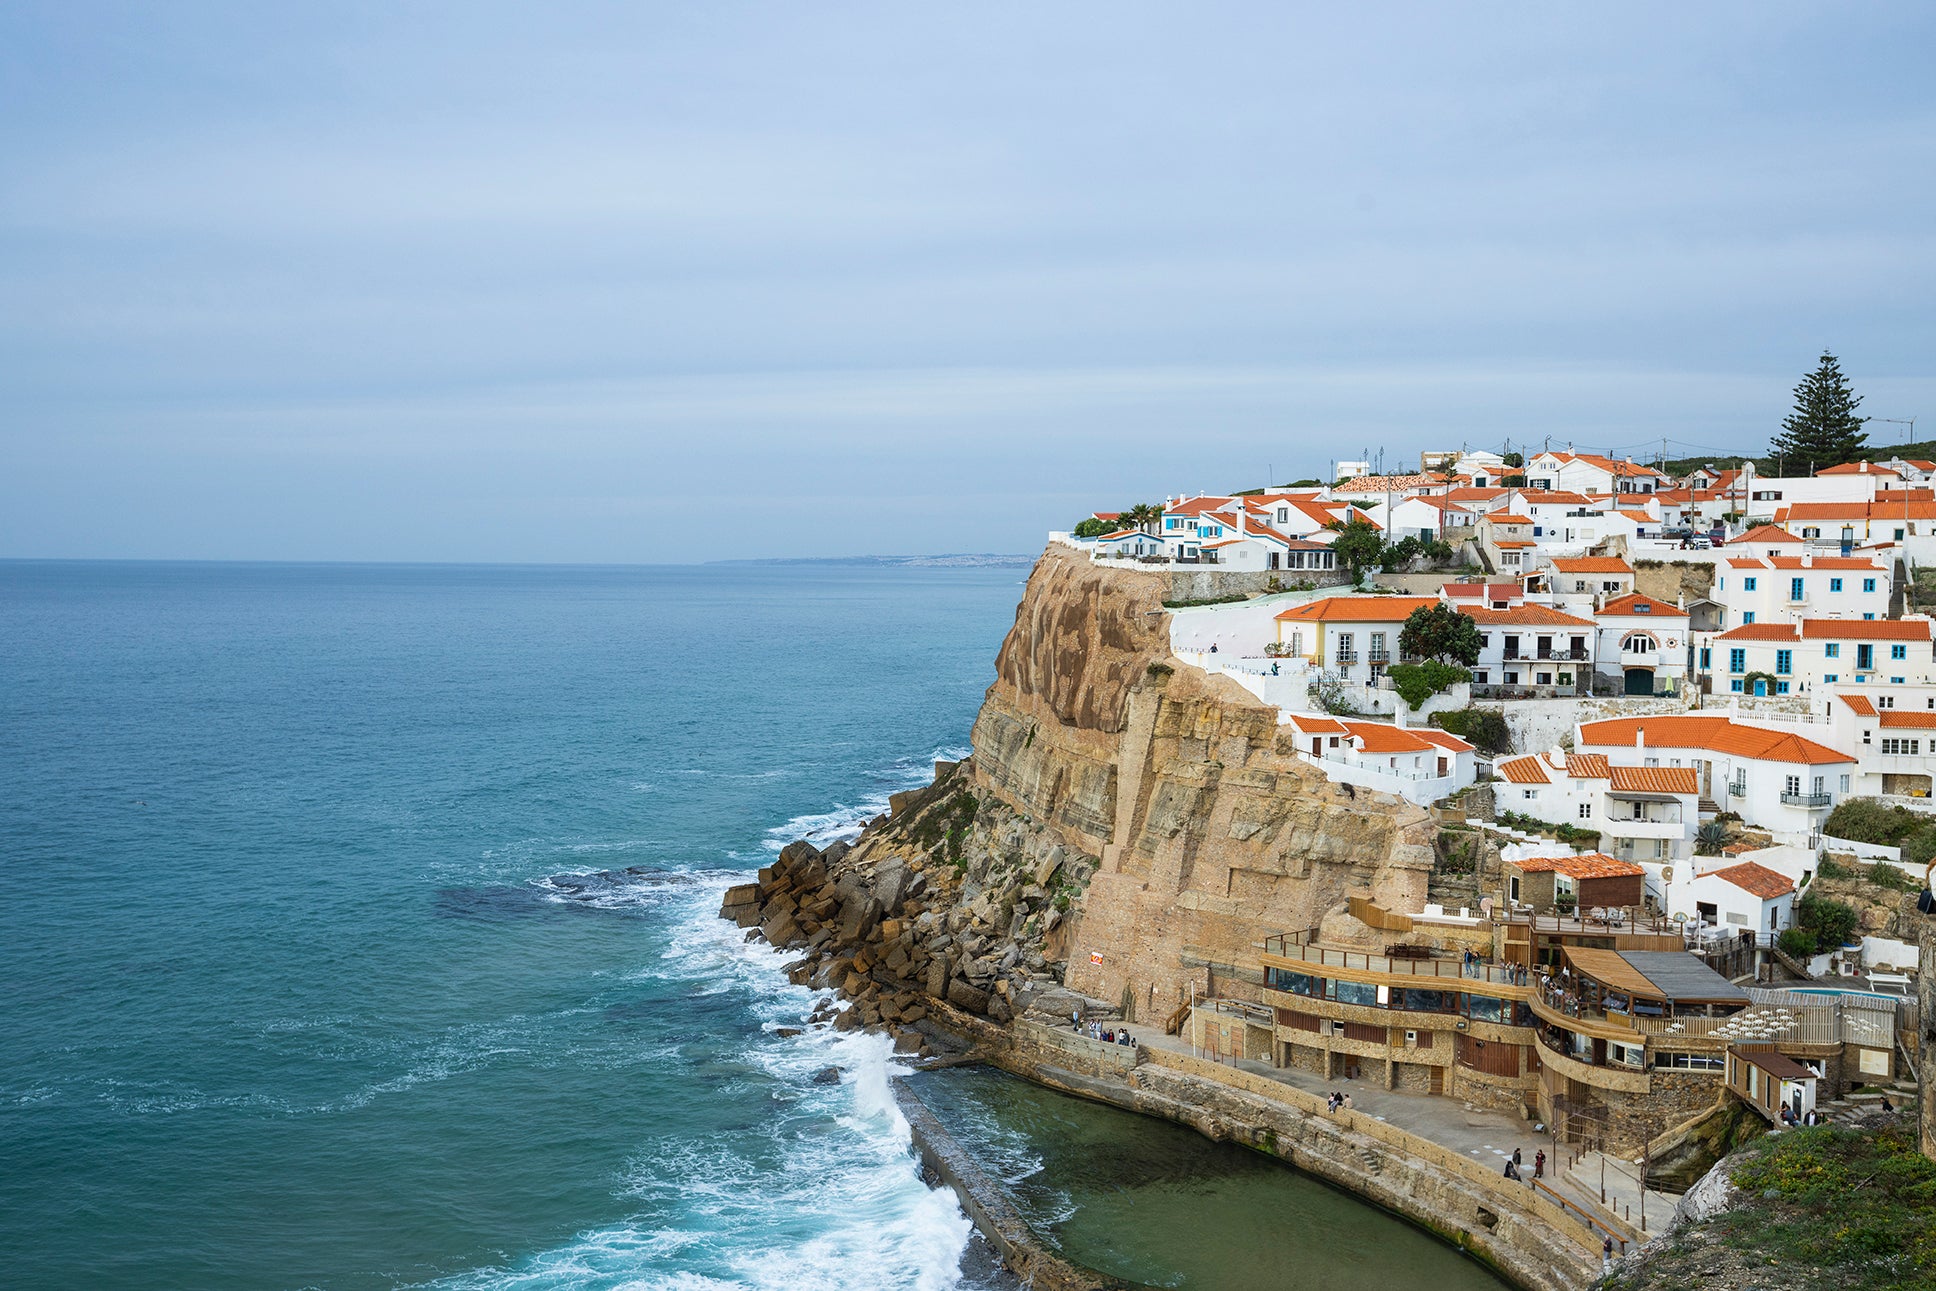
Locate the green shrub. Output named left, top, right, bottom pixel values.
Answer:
left=1388, top=661, right=1469, bottom=709
left=1695, top=820, right=1730, bottom=856
left=1778, top=926, right=1819, bottom=959
left=1816, top=855, right=1855, bottom=880
left=1824, top=798, right=1929, bottom=847
left=1431, top=707, right=1511, bottom=754
left=1867, top=861, right=1916, bottom=891
left=1796, top=892, right=1860, bottom=952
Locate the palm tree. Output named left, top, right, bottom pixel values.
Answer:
left=1125, top=502, right=1163, bottom=534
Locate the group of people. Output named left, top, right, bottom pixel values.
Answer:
left=1499, top=1146, right=1545, bottom=1182
left=1325, top=1090, right=1353, bottom=1113
left=1778, top=1105, right=1827, bottom=1127
left=1458, top=948, right=1529, bottom=985
left=1071, top=1012, right=1134, bottom=1048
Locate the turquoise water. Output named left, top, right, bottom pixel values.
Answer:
left=2, top=560, right=1507, bottom=1290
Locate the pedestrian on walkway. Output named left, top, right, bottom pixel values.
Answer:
left=1512, top=1148, right=1522, bottom=1170
left=1602, top=1236, right=1615, bottom=1271
left=1503, top=1159, right=1520, bottom=1181
left=1534, top=1149, right=1545, bottom=1179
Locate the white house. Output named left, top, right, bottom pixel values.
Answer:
left=1594, top=593, right=1690, bottom=697
left=1525, top=451, right=1668, bottom=495
left=1274, top=595, right=1439, bottom=685
left=1665, top=859, right=1797, bottom=945
left=1465, top=603, right=1597, bottom=695
left=1575, top=714, right=1857, bottom=847
left=1709, top=554, right=1891, bottom=629
left=1518, top=491, right=1617, bottom=547
left=1826, top=688, right=1936, bottom=799
left=1495, top=752, right=1697, bottom=883
left=1286, top=714, right=1477, bottom=806
left=1545, top=556, right=1635, bottom=614
left=1698, top=617, right=1936, bottom=697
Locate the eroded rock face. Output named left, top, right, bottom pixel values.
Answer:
left=724, top=545, right=1436, bottom=1048
left=967, top=545, right=1434, bottom=1024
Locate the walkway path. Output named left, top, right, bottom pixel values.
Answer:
left=1128, top=1025, right=1637, bottom=1238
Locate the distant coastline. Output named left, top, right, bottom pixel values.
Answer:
left=706, top=553, right=1036, bottom=568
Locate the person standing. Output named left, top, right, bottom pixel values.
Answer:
left=1534, top=1149, right=1545, bottom=1179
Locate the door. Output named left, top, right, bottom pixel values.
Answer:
left=1752, top=677, right=1768, bottom=697
left=1625, top=668, right=1654, bottom=696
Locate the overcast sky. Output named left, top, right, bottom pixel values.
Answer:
left=3, top=3, right=1933, bottom=562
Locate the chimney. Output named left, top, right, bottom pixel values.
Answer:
left=1635, top=729, right=1645, bottom=751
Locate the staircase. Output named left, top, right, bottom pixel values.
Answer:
left=1697, top=796, right=1721, bottom=816
left=1768, top=943, right=1816, bottom=981
left=1817, top=1078, right=1920, bottom=1123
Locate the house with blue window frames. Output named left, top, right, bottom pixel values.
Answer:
left=1709, top=554, right=1891, bottom=630
left=1694, top=617, right=1936, bottom=697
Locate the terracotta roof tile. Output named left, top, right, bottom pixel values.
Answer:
left=1462, top=604, right=1596, bottom=628
left=1712, top=624, right=1800, bottom=642
left=1565, top=754, right=1611, bottom=779
left=1879, top=711, right=1936, bottom=729
left=1838, top=695, right=1877, bottom=716
left=1498, top=755, right=1553, bottom=784
left=1509, top=853, right=1647, bottom=879
left=1275, top=596, right=1438, bottom=623
left=1799, top=619, right=1933, bottom=641
left=1708, top=861, right=1795, bottom=899
left=1728, top=524, right=1803, bottom=545
left=1608, top=766, right=1699, bottom=795
left=1550, top=557, right=1633, bottom=573
left=1597, top=594, right=1687, bottom=618
left=1577, top=715, right=1853, bottom=766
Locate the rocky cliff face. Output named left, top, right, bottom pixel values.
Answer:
left=722, top=545, right=1442, bottom=1039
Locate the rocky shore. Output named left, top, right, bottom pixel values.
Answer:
left=719, top=756, right=1108, bottom=1057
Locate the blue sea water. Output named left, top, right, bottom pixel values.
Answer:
left=0, top=561, right=1014, bottom=1291
left=1, top=560, right=1504, bottom=1291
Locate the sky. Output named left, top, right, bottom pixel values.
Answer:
left=3, top=2, right=1934, bottom=563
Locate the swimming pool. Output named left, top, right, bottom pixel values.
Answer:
left=1788, top=986, right=1908, bottom=1005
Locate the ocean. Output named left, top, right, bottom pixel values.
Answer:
left=0, top=560, right=1504, bottom=1291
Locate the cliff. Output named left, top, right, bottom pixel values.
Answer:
left=722, top=544, right=1441, bottom=1040
left=968, top=544, right=1437, bottom=1018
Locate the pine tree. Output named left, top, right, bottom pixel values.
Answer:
left=1769, top=351, right=1867, bottom=469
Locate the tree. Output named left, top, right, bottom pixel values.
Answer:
left=1123, top=502, right=1163, bottom=534
left=1399, top=603, right=1482, bottom=666
left=1769, top=351, right=1867, bottom=469
left=1330, top=518, right=1385, bottom=580
left=1072, top=517, right=1113, bottom=538
left=1502, top=451, right=1524, bottom=468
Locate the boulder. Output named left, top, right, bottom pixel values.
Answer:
left=811, top=1065, right=844, bottom=1084
left=774, top=1026, right=804, bottom=1038
left=778, top=839, right=822, bottom=870
left=832, top=1009, right=861, bottom=1033
left=892, top=1030, right=924, bottom=1054
left=947, top=981, right=991, bottom=1015
left=1034, top=846, right=1065, bottom=887
left=986, top=993, right=1013, bottom=1024
left=926, top=961, right=949, bottom=999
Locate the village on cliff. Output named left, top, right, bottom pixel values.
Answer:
left=1051, top=422, right=1934, bottom=1170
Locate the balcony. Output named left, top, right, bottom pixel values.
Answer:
left=1366, top=648, right=1391, bottom=664
left=1332, top=649, right=1359, bottom=665
left=1780, top=791, right=1833, bottom=808
left=1260, top=934, right=1527, bottom=988
left=1536, top=647, right=1591, bottom=661
left=1620, top=650, right=1661, bottom=669
left=1728, top=782, right=1746, bottom=798
left=1603, top=817, right=1685, bottom=841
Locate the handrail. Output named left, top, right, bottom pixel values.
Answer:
left=1532, top=1178, right=1637, bottom=1247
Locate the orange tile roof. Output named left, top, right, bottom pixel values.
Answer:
left=1707, top=861, right=1795, bottom=899
left=1597, top=594, right=1686, bottom=618
left=1339, top=720, right=1471, bottom=754
left=1509, top=852, right=1646, bottom=879
left=1551, top=557, right=1633, bottom=573
left=1287, top=715, right=1349, bottom=735
left=1525, top=490, right=1597, bottom=505
left=1577, top=715, right=1853, bottom=766
left=1800, top=619, right=1933, bottom=641
left=1462, top=604, right=1596, bottom=627
left=1879, top=711, right=1936, bottom=729
left=1411, top=728, right=1475, bottom=752
left=1838, top=695, right=1878, bottom=716
left=1608, top=765, right=1699, bottom=794
left=1729, top=524, right=1802, bottom=545
left=1498, top=754, right=1553, bottom=784
left=1493, top=540, right=1535, bottom=549
left=1489, top=513, right=1533, bottom=524
left=1275, top=595, right=1438, bottom=624
left=1816, top=461, right=1899, bottom=477
left=1765, top=556, right=1885, bottom=570
left=1566, top=754, right=1611, bottom=779
left=1712, top=623, right=1800, bottom=642
left=1165, top=495, right=1236, bottom=516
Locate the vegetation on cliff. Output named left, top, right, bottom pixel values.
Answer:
left=1610, top=1118, right=1936, bottom=1291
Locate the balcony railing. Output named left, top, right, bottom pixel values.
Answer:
left=1259, top=936, right=1526, bottom=987
left=1332, top=649, right=1359, bottom=664
left=1366, top=648, right=1391, bottom=663
left=1536, top=647, right=1591, bottom=661
left=1780, top=791, right=1833, bottom=808
left=1728, top=783, right=1746, bottom=798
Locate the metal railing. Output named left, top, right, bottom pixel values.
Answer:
left=1536, top=647, right=1591, bottom=660
left=1260, top=937, right=1527, bottom=986
left=1333, top=649, right=1359, bottom=664
left=1780, top=791, right=1832, bottom=807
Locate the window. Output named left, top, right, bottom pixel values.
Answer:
left=1830, top=578, right=1843, bottom=592
left=1895, top=529, right=1906, bottom=541
left=1700, top=647, right=1711, bottom=669
left=1776, top=649, right=1792, bottom=675
left=1729, top=648, right=1746, bottom=674
left=1892, top=644, right=1908, bottom=660
left=1397, top=989, right=1453, bottom=1013
left=1858, top=644, right=1874, bottom=670
left=1730, top=679, right=1744, bottom=693
left=1578, top=803, right=1593, bottom=820
left=1840, top=775, right=1850, bottom=793
left=1882, top=738, right=1921, bottom=755
left=1744, top=577, right=1758, bottom=591
left=1268, top=968, right=1320, bottom=996
left=1743, top=612, right=1756, bottom=625
left=1865, top=612, right=1877, bottom=620
left=1785, top=774, right=1801, bottom=794
left=1864, top=578, right=1877, bottom=592
left=1522, top=788, right=1539, bottom=800
left=1825, top=643, right=1840, bottom=658
left=1776, top=681, right=1790, bottom=694
left=1892, top=677, right=1907, bottom=685
left=1791, top=578, right=1804, bottom=601
left=1465, top=995, right=1504, bottom=1024
left=1655, top=1052, right=1725, bottom=1071
left=1473, top=671, right=1488, bottom=683
left=1327, top=979, right=1378, bottom=1007
left=1823, top=674, right=1838, bottom=683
